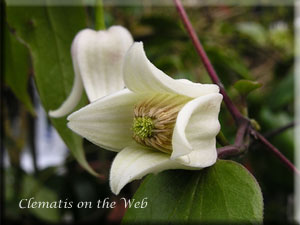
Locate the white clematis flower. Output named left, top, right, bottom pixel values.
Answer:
left=49, top=26, right=133, bottom=118
left=67, top=42, right=223, bottom=195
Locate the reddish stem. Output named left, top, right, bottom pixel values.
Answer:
left=252, top=130, right=300, bottom=176
left=217, top=145, right=240, bottom=158
left=173, top=0, right=243, bottom=124
left=218, top=120, right=249, bottom=158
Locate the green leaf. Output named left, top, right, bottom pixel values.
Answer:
left=234, top=79, right=262, bottom=96
left=236, top=22, right=267, bottom=46
left=122, top=160, right=263, bottom=224
left=4, top=25, right=35, bottom=115
left=206, top=46, right=253, bottom=81
left=6, top=5, right=98, bottom=176
left=21, top=175, right=60, bottom=223
left=267, top=70, right=294, bottom=109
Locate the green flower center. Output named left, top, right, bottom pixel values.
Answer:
left=133, top=117, right=154, bottom=139
left=131, top=94, right=190, bottom=154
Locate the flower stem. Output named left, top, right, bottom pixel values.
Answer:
left=216, top=131, right=230, bottom=146
left=251, top=130, right=300, bottom=176
left=217, top=145, right=240, bottom=158
left=95, top=0, right=105, bottom=30
left=218, top=120, right=249, bottom=158
left=173, top=0, right=243, bottom=124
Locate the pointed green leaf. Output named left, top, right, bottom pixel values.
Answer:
left=4, top=25, right=35, bottom=115
left=234, top=79, right=262, bottom=96
left=6, top=5, right=98, bottom=176
left=122, top=160, right=263, bottom=224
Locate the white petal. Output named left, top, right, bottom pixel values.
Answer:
left=72, top=26, right=133, bottom=102
left=123, top=42, right=219, bottom=98
left=172, top=93, right=223, bottom=167
left=109, top=144, right=195, bottom=195
left=67, top=89, right=143, bottom=151
left=49, top=64, right=83, bottom=118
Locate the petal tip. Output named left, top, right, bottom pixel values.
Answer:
left=66, top=112, right=74, bottom=121
left=127, top=41, right=144, bottom=54
left=66, top=120, right=75, bottom=133
left=109, top=164, right=124, bottom=196
left=109, top=179, right=122, bottom=196
left=48, top=109, right=64, bottom=118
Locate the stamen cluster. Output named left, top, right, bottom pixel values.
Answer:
left=132, top=94, right=188, bottom=154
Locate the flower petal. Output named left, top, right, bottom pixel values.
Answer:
left=172, top=93, right=223, bottom=167
left=49, top=63, right=83, bottom=117
left=123, top=42, right=219, bottom=98
left=110, top=144, right=195, bottom=195
left=67, top=89, right=143, bottom=151
left=73, top=26, right=133, bottom=102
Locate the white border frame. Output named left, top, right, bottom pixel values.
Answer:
left=4, top=0, right=299, bottom=223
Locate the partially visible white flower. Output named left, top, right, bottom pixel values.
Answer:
left=67, top=42, right=223, bottom=195
left=49, top=26, right=133, bottom=117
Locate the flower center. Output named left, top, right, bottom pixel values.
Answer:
left=133, top=117, right=154, bottom=139
left=132, top=94, right=189, bottom=154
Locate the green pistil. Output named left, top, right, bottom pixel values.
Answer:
left=133, top=117, right=154, bottom=139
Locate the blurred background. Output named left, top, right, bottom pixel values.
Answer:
left=2, top=3, right=295, bottom=224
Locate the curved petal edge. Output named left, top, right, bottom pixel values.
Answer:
left=123, top=42, right=220, bottom=98
left=109, top=145, right=196, bottom=195
left=172, top=93, right=223, bottom=167
left=49, top=67, right=83, bottom=118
